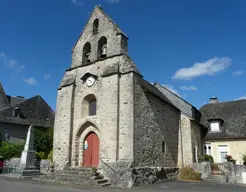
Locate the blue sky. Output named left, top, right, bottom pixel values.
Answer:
left=0, top=0, right=246, bottom=110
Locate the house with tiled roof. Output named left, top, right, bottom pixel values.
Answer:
left=0, top=82, right=54, bottom=144
left=200, top=97, right=246, bottom=164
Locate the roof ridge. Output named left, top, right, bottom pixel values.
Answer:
left=154, top=82, right=196, bottom=108
left=201, top=99, right=246, bottom=108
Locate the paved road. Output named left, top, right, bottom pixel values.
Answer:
left=1, top=176, right=246, bottom=192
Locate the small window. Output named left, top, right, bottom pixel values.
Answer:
left=210, top=121, right=220, bottom=132
left=162, top=141, right=166, bottom=154
left=93, top=19, right=99, bottom=35
left=89, top=99, right=96, bottom=116
left=82, top=94, right=97, bottom=117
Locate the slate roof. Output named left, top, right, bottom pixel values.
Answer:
left=0, top=95, right=55, bottom=128
left=200, top=100, right=246, bottom=140
left=154, top=83, right=209, bottom=128
left=0, top=82, right=9, bottom=109
left=6, top=95, right=26, bottom=106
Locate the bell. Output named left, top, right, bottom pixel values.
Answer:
left=86, top=52, right=91, bottom=62
left=101, top=45, right=107, bottom=56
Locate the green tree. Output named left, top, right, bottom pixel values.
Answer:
left=0, top=142, right=24, bottom=159
left=34, top=127, right=53, bottom=159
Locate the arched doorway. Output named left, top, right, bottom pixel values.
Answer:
left=83, top=132, right=99, bottom=167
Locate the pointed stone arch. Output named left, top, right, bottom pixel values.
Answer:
left=75, top=121, right=100, bottom=167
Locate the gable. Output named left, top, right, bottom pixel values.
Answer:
left=71, top=6, right=128, bottom=68
left=72, top=6, right=127, bottom=52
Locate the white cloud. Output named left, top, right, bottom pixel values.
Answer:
left=172, top=57, right=231, bottom=80
left=106, top=0, right=121, bottom=3
left=23, top=77, right=37, bottom=86
left=162, top=84, right=180, bottom=96
left=44, top=74, right=51, bottom=80
left=235, top=95, right=246, bottom=100
left=0, top=52, right=25, bottom=72
left=232, top=70, right=243, bottom=76
left=180, top=85, right=197, bottom=91
left=71, top=0, right=84, bottom=7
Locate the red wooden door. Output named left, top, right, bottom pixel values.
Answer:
left=83, top=132, right=99, bottom=167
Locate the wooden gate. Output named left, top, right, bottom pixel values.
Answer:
left=83, top=132, right=99, bottom=167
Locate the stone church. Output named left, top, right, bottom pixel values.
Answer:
left=53, top=6, right=208, bottom=186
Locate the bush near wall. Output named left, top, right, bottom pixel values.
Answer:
left=179, top=167, right=202, bottom=181
left=34, top=127, right=53, bottom=159
left=0, top=142, right=24, bottom=160
left=199, top=155, right=214, bottom=163
left=242, top=154, right=246, bottom=165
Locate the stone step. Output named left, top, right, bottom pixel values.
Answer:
left=203, top=175, right=228, bottom=184
left=98, top=182, right=111, bottom=187
left=65, top=167, right=92, bottom=172
left=55, top=173, right=93, bottom=180
left=93, top=175, right=104, bottom=180
left=96, top=178, right=108, bottom=184
left=55, top=170, right=92, bottom=176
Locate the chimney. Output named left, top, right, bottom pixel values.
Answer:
left=209, top=97, right=218, bottom=104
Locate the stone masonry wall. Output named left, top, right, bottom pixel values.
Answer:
left=178, top=114, right=203, bottom=167
left=53, top=85, right=74, bottom=169
left=100, top=163, right=178, bottom=188
left=191, top=120, right=203, bottom=161
left=133, top=75, right=180, bottom=167
left=178, top=114, right=192, bottom=167
left=118, top=73, right=134, bottom=161
left=57, top=55, right=137, bottom=167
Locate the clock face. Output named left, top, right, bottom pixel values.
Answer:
left=86, top=76, right=95, bottom=87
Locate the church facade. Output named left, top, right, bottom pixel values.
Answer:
left=53, top=6, right=208, bottom=185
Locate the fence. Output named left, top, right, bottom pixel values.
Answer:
left=1, top=158, right=41, bottom=177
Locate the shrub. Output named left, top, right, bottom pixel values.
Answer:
left=199, top=155, right=214, bottom=163
left=48, top=149, right=53, bottom=162
left=34, top=127, right=53, bottom=159
left=36, top=151, right=46, bottom=159
left=211, top=163, right=220, bottom=171
left=179, top=166, right=202, bottom=181
left=242, top=154, right=246, bottom=165
left=0, top=142, right=24, bottom=159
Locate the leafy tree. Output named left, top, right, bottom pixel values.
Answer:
left=0, top=142, right=24, bottom=159
left=34, top=127, right=53, bottom=159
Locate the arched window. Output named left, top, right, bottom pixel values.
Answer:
left=98, top=36, right=107, bottom=59
left=82, top=42, right=91, bottom=66
left=82, top=95, right=97, bottom=117
left=93, top=19, right=99, bottom=35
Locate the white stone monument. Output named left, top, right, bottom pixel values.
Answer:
left=18, top=125, right=40, bottom=177
left=20, top=125, right=36, bottom=167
